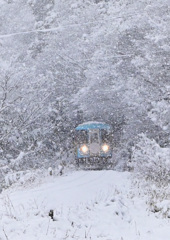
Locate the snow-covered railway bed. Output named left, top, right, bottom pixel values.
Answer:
left=0, top=170, right=169, bottom=240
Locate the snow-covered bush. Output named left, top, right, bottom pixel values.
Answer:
left=129, top=134, right=170, bottom=186
left=3, top=169, right=46, bottom=188
left=129, top=134, right=170, bottom=218
left=148, top=186, right=170, bottom=218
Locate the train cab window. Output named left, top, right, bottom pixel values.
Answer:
left=76, top=130, right=88, bottom=143
left=90, top=131, right=99, bottom=143
left=101, top=129, right=111, bottom=143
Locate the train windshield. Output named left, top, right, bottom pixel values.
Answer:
left=101, top=129, right=112, bottom=143
left=90, top=131, right=99, bottom=143
left=76, top=130, right=88, bottom=143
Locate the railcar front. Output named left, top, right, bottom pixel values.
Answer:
left=75, top=122, right=113, bottom=168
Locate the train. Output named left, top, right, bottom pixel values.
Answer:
left=74, top=121, right=113, bottom=167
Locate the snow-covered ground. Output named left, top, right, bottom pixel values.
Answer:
left=0, top=170, right=169, bottom=240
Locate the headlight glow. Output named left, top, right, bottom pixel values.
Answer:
left=80, top=145, right=88, bottom=154
left=102, top=144, right=109, bottom=152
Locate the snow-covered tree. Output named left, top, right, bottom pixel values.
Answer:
left=0, top=0, right=169, bottom=172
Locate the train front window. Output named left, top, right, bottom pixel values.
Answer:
left=101, top=129, right=111, bottom=143
left=90, top=131, right=99, bottom=143
left=77, top=130, right=88, bottom=144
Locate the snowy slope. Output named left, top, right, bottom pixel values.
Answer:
left=0, top=170, right=169, bottom=240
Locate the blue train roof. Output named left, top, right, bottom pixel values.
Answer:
left=75, top=121, right=111, bottom=130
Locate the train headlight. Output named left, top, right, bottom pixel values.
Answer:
left=80, top=145, right=88, bottom=154
left=102, top=144, right=109, bottom=152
